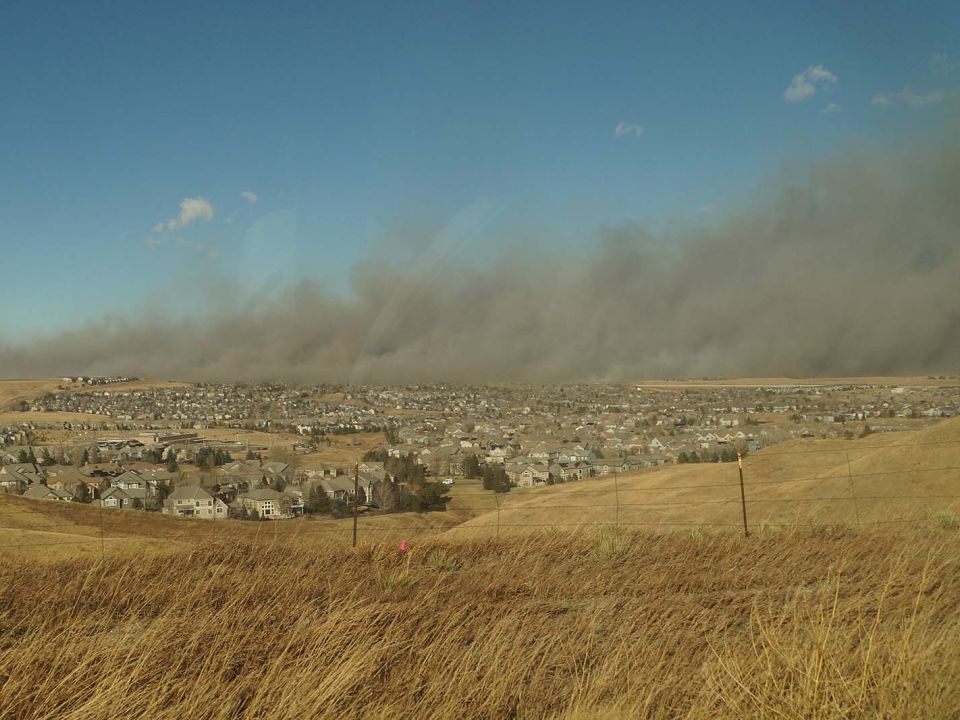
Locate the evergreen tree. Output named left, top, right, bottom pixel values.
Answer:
left=304, top=485, right=332, bottom=514
left=74, top=482, right=91, bottom=503
left=481, top=464, right=512, bottom=493
left=463, top=453, right=482, bottom=479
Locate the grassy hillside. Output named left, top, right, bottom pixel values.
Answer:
left=0, top=527, right=958, bottom=719
left=0, top=379, right=63, bottom=411
left=451, top=418, right=960, bottom=536
left=0, top=491, right=475, bottom=562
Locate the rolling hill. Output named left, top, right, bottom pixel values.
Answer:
left=448, top=417, right=960, bottom=536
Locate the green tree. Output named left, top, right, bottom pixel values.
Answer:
left=363, top=448, right=389, bottom=463
left=463, top=453, right=482, bottom=479
left=304, top=485, right=332, bottom=515
left=74, top=482, right=91, bottom=504
left=408, top=481, right=451, bottom=512
left=481, top=465, right=512, bottom=493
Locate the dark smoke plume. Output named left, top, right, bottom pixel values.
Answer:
left=3, top=130, right=960, bottom=383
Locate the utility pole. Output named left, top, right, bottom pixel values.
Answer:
left=737, top=452, right=749, bottom=537
left=352, top=463, right=359, bottom=547
left=613, top=468, right=620, bottom=527
left=98, top=487, right=105, bottom=555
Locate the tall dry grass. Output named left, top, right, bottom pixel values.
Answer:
left=1, top=526, right=958, bottom=719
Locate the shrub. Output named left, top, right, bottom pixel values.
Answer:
left=424, top=549, right=461, bottom=573
left=935, top=512, right=959, bottom=532
left=376, top=566, right=414, bottom=594
left=591, top=526, right=633, bottom=561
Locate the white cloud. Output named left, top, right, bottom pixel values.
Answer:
left=145, top=196, right=216, bottom=252
left=153, top=196, right=215, bottom=234
left=821, top=102, right=842, bottom=114
left=807, top=65, right=837, bottom=83
left=176, top=197, right=214, bottom=226
left=872, top=88, right=948, bottom=107
left=240, top=191, right=258, bottom=204
left=698, top=203, right=717, bottom=214
left=614, top=121, right=644, bottom=138
left=784, top=64, right=837, bottom=102
left=785, top=79, right=815, bottom=102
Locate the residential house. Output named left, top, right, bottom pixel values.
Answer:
left=110, top=470, right=158, bottom=508
left=163, top=486, right=227, bottom=519
left=261, top=462, right=294, bottom=485
left=282, top=487, right=306, bottom=516
left=238, top=488, right=292, bottom=519
left=0, top=468, right=32, bottom=494
left=591, top=458, right=630, bottom=476
left=485, top=444, right=511, bottom=464
left=22, top=484, right=74, bottom=501
left=557, top=446, right=595, bottom=464
left=505, top=461, right=550, bottom=488
left=100, top=486, right=145, bottom=509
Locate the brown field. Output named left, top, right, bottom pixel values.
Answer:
left=298, top=431, right=385, bottom=467
left=0, top=379, right=64, bottom=411
left=0, top=410, right=115, bottom=426
left=0, top=524, right=958, bottom=718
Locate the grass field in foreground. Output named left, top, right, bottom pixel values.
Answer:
left=0, top=527, right=958, bottom=719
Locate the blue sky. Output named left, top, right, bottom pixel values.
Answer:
left=1, top=1, right=957, bottom=336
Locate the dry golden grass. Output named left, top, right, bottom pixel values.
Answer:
left=0, top=379, right=64, bottom=411
left=0, top=526, right=958, bottom=718
left=298, top=431, right=386, bottom=468
left=0, top=411, right=115, bottom=425
left=0, top=493, right=472, bottom=563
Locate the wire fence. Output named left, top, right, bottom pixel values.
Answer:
left=2, top=435, right=960, bottom=551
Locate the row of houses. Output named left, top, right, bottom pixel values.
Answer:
left=503, top=455, right=662, bottom=488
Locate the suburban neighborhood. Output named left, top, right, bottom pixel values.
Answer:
left=2, top=378, right=958, bottom=519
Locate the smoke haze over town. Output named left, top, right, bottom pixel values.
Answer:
left=2, top=124, right=958, bottom=383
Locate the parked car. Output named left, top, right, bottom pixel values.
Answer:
left=442, top=478, right=455, bottom=486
